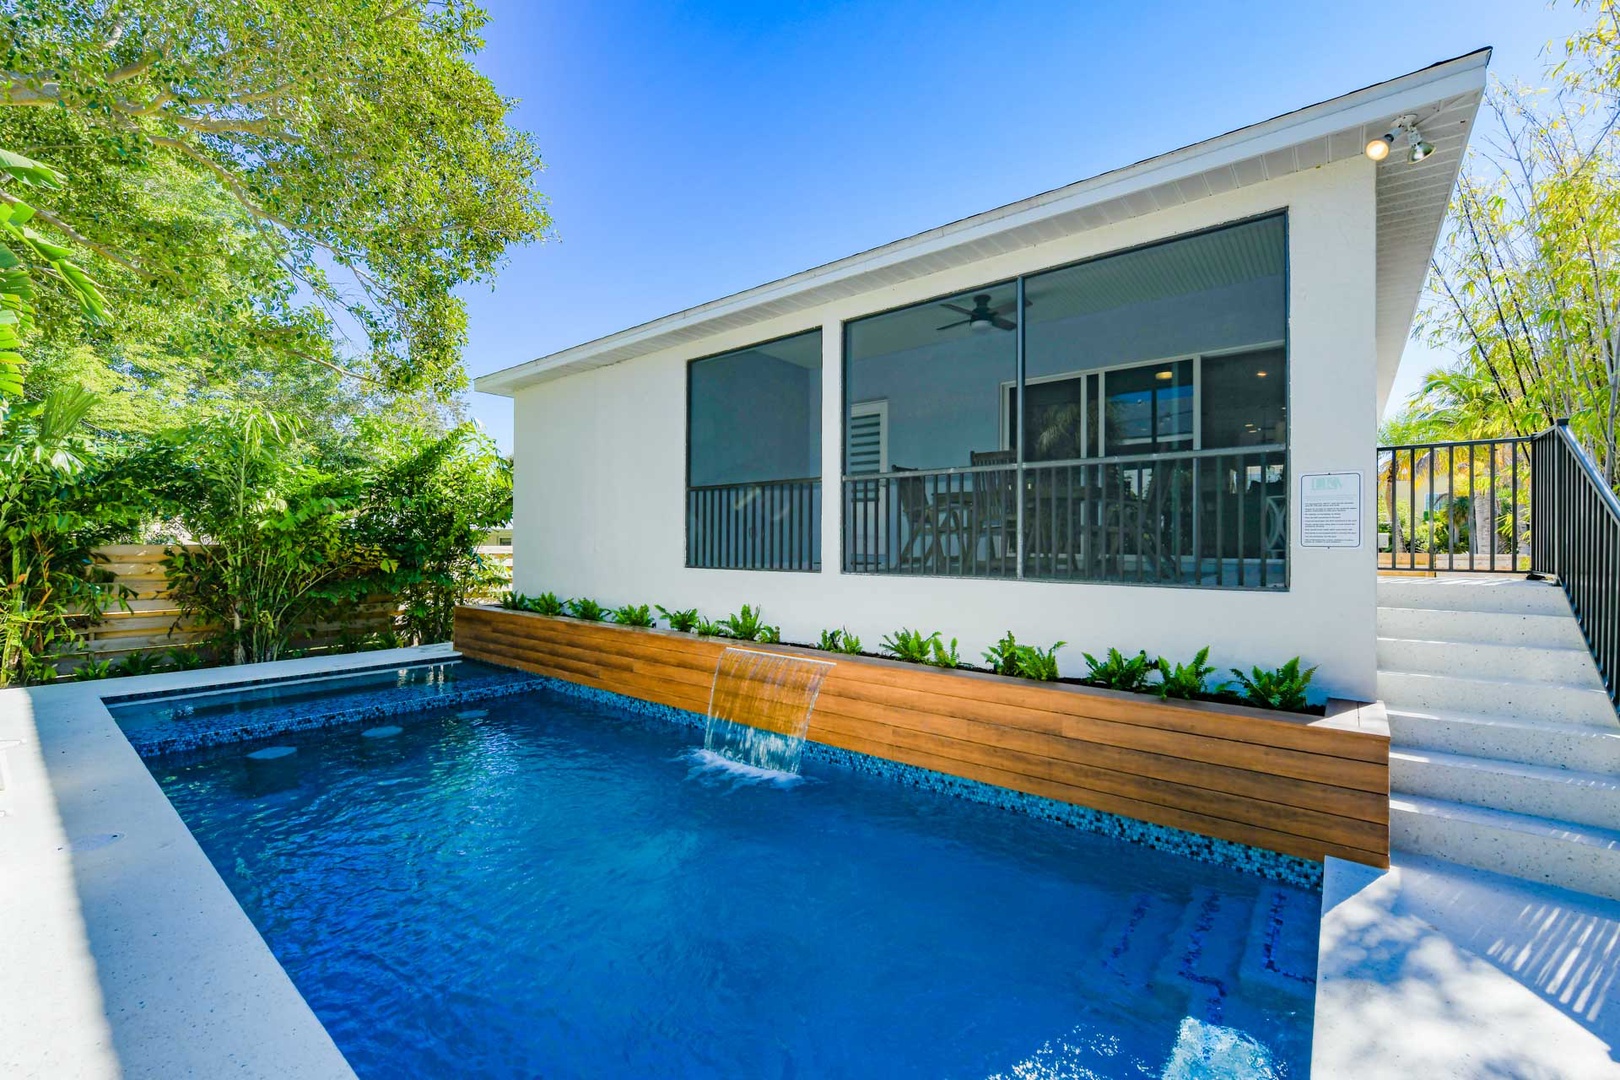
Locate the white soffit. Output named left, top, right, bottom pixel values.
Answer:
left=479, top=49, right=1489, bottom=398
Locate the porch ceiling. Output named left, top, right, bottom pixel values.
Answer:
left=478, top=50, right=1489, bottom=406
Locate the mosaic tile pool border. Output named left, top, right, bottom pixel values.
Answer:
left=528, top=675, right=1323, bottom=891
left=127, top=667, right=542, bottom=757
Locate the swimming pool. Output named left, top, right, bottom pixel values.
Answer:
left=150, top=685, right=1319, bottom=1078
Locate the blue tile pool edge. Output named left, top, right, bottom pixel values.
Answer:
left=532, top=675, right=1324, bottom=892
left=128, top=670, right=544, bottom=757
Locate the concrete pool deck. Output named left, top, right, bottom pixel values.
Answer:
left=1315, top=852, right=1620, bottom=1077
left=0, top=646, right=463, bottom=1079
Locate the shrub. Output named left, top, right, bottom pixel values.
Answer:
left=983, top=631, right=1021, bottom=676
left=1011, top=641, right=1064, bottom=681
left=498, top=591, right=525, bottom=610
left=167, top=648, right=209, bottom=671
left=71, top=658, right=115, bottom=681
left=610, top=603, right=655, bottom=627
left=1082, top=647, right=1155, bottom=692
left=694, top=615, right=726, bottom=637
left=113, top=651, right=167, bottom=677
left=565, top=598, right=608, bottom=622
left=1154, top=646, right=1216, bottom=700
left=526, top=591, right=566, bottom=616
left=656, top=605, right=702, bottom=633
left=718, top=604, right=779, bottom=642
left=1229, top=657, right=1318, bottom=712
left=882, top=628, right=960, bottom=669
left=817, top=628, right=863, bottom=654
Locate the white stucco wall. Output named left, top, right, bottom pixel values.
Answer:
left=510, top=156, right=1379, bottom=700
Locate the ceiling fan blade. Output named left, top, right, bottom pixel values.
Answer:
left=935, top=318, right=970, bottom=331
left=992, top=316, right=1016, bottom=331
left=938, top=303, right=973, bottom=317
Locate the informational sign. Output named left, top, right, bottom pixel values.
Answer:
left=1299, top=471, right=1362, bottom=548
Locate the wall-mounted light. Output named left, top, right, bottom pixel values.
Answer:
left=1366, top=114, right=1432, bottom=164
left=1255, top=370, right=1269, bottom=378
left=1155, top=369, right=1174, bottom=381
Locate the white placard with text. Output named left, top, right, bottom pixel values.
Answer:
left=1299, top=471, right=1362, bottom=548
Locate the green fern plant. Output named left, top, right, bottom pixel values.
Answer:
left=719, top=604, right=778, bottom=642
left=1012, top=641, right=1065, bottom=681
left=694, top=615, right=726, bottom=637
left=1154, top=646, right=1216, bottom=700
left=526, top=591, right=566, bottom=616
left=1228, top=657, right=1318, bottom=712
left=817, top=628, right=863, bottom=654
left=114, top=651, right=167, bottom=677
left=656, top=605, right=702, bottom=633
left=882, top=628, right=959, bottom=668
left=71, top=658, right=115, bottom=681
left=1082, top=647, right=1155, bottom=692
left=498, top=591, right=526, bottom=610
left=610, top=603, right=655, bottom=627
left=982, top=631, right=1021, bottom=676
left=166, top=648, right=208, bottom=671
left=565, top=597, right=608, bottom=621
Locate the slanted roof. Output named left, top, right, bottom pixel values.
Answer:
left=478, top=49, right=1489, bottom=409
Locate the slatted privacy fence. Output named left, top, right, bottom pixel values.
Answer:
left=454, top=605, right=1390, bottom=867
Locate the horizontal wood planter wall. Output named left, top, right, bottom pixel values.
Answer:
left=454, top=605, right=1389, bottom=867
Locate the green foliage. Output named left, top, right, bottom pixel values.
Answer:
left=70, top=657, right=113, bottom=681
left=1082, top=647, right=1155, bottom=692
left=610, top=603, right=655, bottom=628
left=0, top=385, right=136, bottom=686
left=982, top=631, right=1020, bottom=675
left=694, top=616, right=726, bottom=637
left=565, top=597, right=608, bottom=622
left=816, top=627, right=863, bottom=654
left=498, top=591, right=524, bottom=610
left=1, top=0, right=550, bottom=397
left=1228, top=657, right=1318, bottom=713
left=139, top=409, right=384, bottom=665
left=113, top=650, right=166, bottom=677
left=718, top=604, right=779, bottom=642
left=656, top=605, right=701, bottom=633
left=166, top=647, right=207, bottom=670
left=526, top=591, right=566, bottom=616
left=882, top=628, right=960, bottom=668
left=352, top=422, right=512, bottom=645
left=1010, top=642, right=1064, bottom=681
left=1154, top=646, right=1216, bottom=700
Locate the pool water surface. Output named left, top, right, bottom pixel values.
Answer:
left=151, top=686, right=1318, bottom=1078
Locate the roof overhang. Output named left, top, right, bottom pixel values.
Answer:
left=478, top=49, right=1489, bottom=403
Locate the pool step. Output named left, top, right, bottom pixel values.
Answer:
left=1389, top=795, right=1620, bottom=902
left=1385, top=707, right=1620, bottom=773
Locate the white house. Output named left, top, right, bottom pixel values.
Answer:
left=478, top=50, right=1490, bottom=702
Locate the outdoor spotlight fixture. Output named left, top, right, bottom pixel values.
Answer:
left=1366, top=114, right=1432, bottom=164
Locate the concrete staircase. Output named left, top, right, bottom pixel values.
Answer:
left=1379, top=576, right=1620, bottom=900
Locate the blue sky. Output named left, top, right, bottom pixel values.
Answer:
left=459, top=1, right=1588, bottom=452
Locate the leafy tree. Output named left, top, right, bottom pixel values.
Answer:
left=0, top=387, right=136, bottom=685
left=353, top=422, right=511, bottom=645
left=1416, top=2, right=1620, bottom=488
left=1, top=1, right=549, bottom=394
left=141, top=409, right=383, bottom=665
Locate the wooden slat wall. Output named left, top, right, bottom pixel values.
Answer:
left=454, top=605, right=1390, bottom=867
left=72, top=545, right=513, bottom=665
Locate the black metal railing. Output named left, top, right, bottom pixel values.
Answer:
left=1376, top=437, right=1533, bottom=573
left=1532, top=421, right=1620, bottom=706
left=841, top=444, right=1287, bottom=588
left=687, top=478, right=821, bottom=571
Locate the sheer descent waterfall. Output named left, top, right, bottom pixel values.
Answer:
left=703, top=647, right=833, bottom=774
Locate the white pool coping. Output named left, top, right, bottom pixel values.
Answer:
left=1314, top=851, right=1620, bottom=1077
left=0, top=644, right=454, bottom=1080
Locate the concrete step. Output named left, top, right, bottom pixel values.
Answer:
left=1376, top=636, right=1603, bottom=686
left=1377, top=576, right=1573, bottom=616
left=1390, top=794, right=1620, bottom=901
left=1376, top=605, right=1588, bottom=649
left=1390, top=748, right=1620, bottom=831
left=1378, top=669, right=1619, bottom=728
left=1387, top=706, right=1620, bottom=772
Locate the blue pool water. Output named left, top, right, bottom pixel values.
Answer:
left=152, top=687, right=1319, bottom=1078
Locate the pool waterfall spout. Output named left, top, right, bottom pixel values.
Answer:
left=703, top=647, right=833, bottom=774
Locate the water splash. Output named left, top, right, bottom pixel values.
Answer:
left=703, top=647, right=833, bottom=775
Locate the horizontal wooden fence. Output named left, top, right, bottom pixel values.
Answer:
left=454, top=605, right=1389, bottom=867
left=71, top=545, right=512, bottom=667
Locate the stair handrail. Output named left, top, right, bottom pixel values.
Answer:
left=1532, top=419, right=1620, bottom=707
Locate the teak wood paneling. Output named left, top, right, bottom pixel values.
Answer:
left=454, top=605, right=1390, bottom=867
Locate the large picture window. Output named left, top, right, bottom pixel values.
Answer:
left=687, top=329, right=822, bottom=570
left=842, top=214, right=1289, bottom=588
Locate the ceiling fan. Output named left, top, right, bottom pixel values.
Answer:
left=936, top=293, right=1017, bottom=333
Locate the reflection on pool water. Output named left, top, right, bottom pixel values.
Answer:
left=151, top=686, right=1318, bottom=1078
